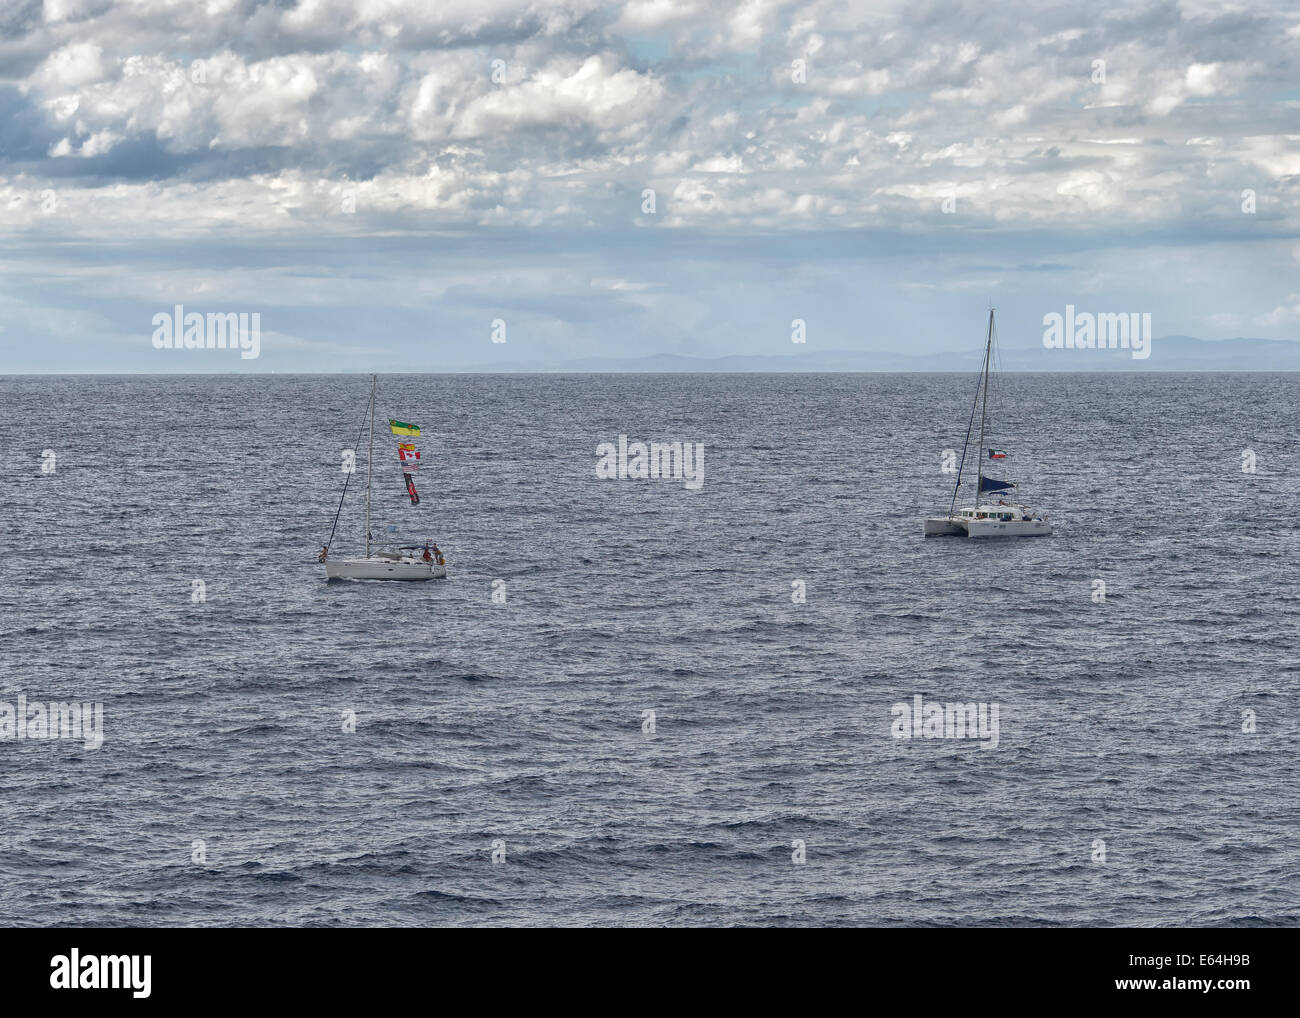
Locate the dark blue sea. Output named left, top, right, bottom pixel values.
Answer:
left=1, top=373, right=1297, bottom=927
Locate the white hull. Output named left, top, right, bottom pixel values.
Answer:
left=964, top=516, right=1051, bottom=537
left=325, top=557, right=446, bottom=581
left=925, top=515, right=1052, bottom=538
left=924, top=517, right=966, bottom=537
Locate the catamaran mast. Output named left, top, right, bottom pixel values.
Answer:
left=975, top=309, right=994, bottom=508
left=365, top=374, right=375, bottom=559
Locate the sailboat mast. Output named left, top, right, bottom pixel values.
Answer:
left=365, top=373, right=376, bottom=559
left=975, top=309, right=994, bottom=508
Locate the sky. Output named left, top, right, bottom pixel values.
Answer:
left=0, top=0, right=1298, bottom=371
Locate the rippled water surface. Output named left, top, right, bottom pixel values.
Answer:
left=1, top=372, right=1296, bottom=926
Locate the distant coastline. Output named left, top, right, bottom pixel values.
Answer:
left=458, top=336, right=1300, bottom=372
left=5, top=336, right=1299, bottom=374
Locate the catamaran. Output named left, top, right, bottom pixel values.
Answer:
left=319, top=375, right=448, bottom=579
left=924, top=310, right=1052, bottom=538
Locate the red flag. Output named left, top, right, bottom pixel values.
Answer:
left=398, top=444, right=421, bottom=471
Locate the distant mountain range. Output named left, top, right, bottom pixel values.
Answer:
left=459, top=336, right=1300, bottom=372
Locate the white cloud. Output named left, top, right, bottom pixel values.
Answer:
left=615, top=0, right=699, bottom=31
left=0, top=0, right=1296, bottom=244
left=30, top=42, right=107, bottom=91
left=1258, top=295, right=1300, bottom=326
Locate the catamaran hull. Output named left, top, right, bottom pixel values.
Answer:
left=325, top=558, right=446, bottom=581
left=924, top=517, right=1052, bottom=538
left=965, top=518, right=1052, bottom=538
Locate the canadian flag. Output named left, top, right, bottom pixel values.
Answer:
left=398, top=443, right=421, bottom=470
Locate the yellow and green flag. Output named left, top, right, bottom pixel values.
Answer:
left=389, top=419, right=421, bottom=437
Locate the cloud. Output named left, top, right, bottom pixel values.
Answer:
left=29, top=40, right=105, bottom=90
left=1, top=0, right=1298, bottom=368
left=614, top=0, right=700, bottom=31
left=1, top=0, right=1295, bottom=239
left=1258, top=294, right=1300, bottom=326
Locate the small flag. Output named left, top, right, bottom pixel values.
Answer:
left=398, top=443, right=421, bottom=470
left=403, top=472, right=420, bottom=505
left=389, top=419, right=421, bottom=437
left=988, top=448, right=1007, bottom=459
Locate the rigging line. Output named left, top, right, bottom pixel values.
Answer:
left=975, top=310, right=994, bottom=505
left=989, top=317, right=1002, bottom=447
left=949, top=342, right=984, bottom=516
left=323, top=404, right=370, bottom=552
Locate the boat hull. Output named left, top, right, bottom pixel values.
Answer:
left=965, top=517, right=1052, bottom=538
left=325, top=557, right=446, bottom=581
left=924, top=516, right=1052, bottom=538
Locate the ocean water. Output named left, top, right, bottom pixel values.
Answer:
left=0, top=372, right=1296, bottom=927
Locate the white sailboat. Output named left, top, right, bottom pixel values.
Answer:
left=924, top=309, right=1053, bottom=538
left=320, top=375, right=448, bottom=579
